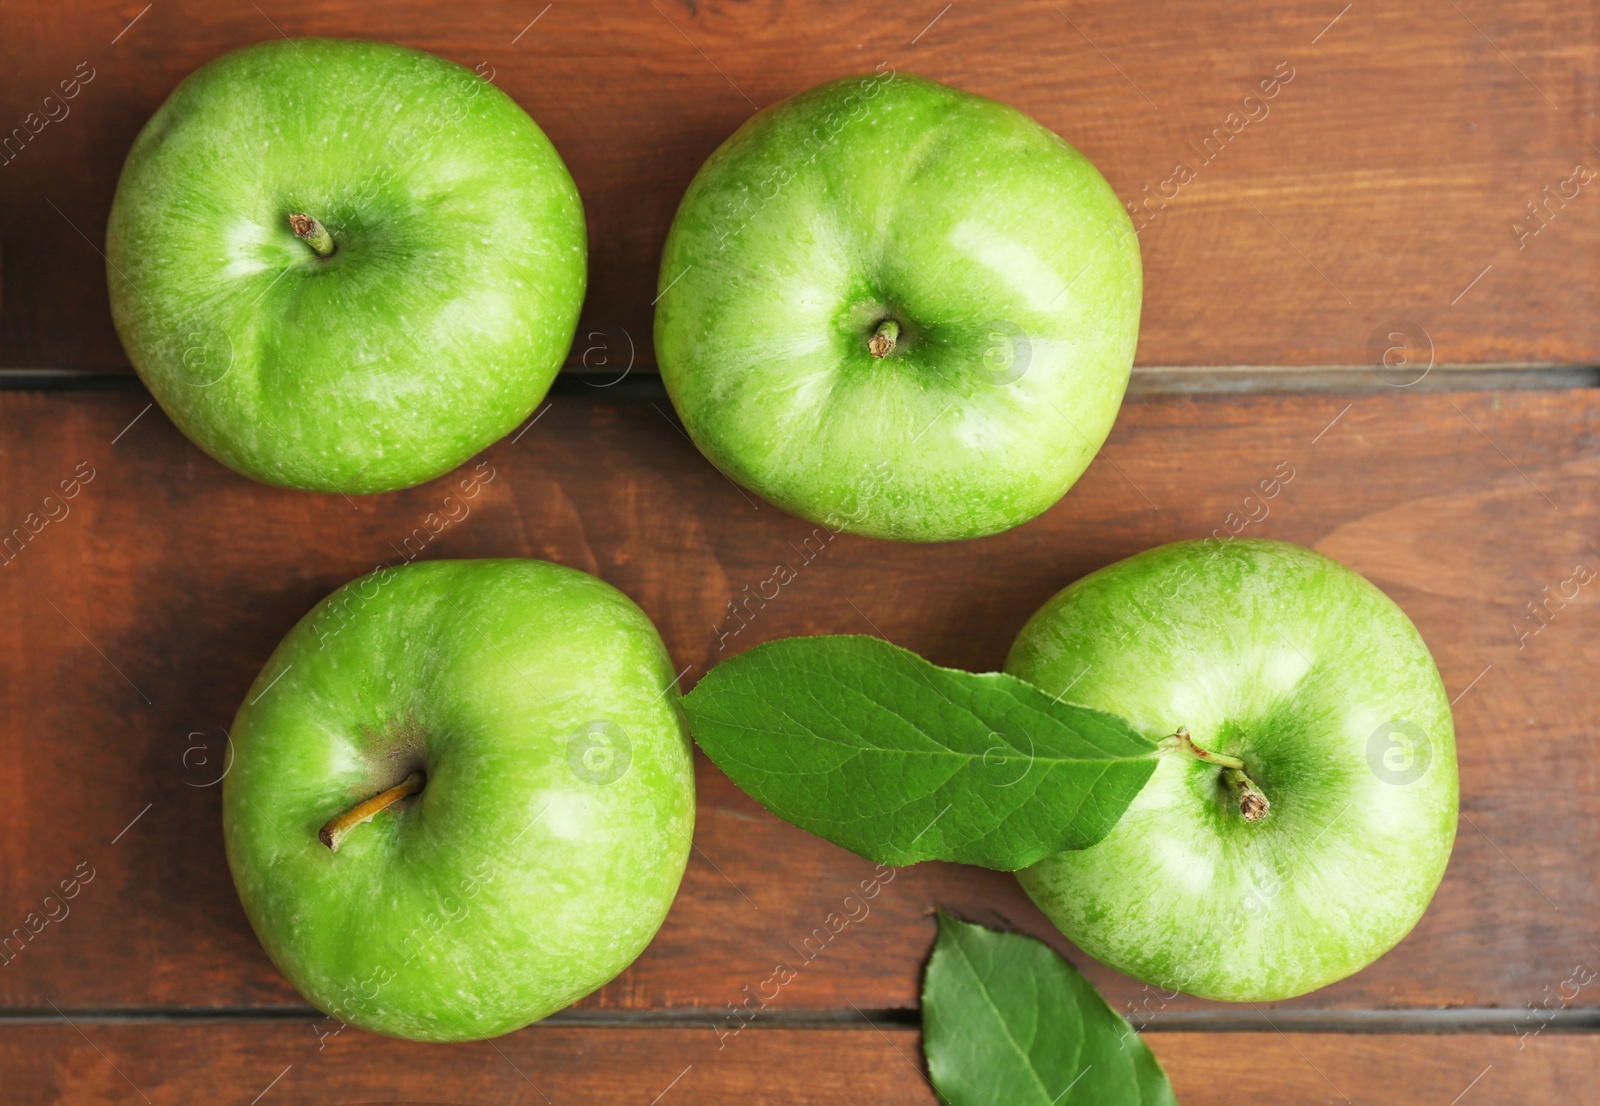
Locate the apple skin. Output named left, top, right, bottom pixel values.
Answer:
left=1008, top=540, right=1457, bottom=1002
left=106, top=39, right=586, bottom=494
left=655, top=72, right=1140, bottom=542
left=222, top=559, right=695, bottom=1041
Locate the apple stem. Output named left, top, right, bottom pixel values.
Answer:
left=319, top=770, right=425, bottom=852
left=1161, top=728, right=1270, bottom=822
left=1223, top=768, right=1270, bottom=822
left=288, top=213, right=337, bottom=259
left=868, top=318, right=900, bottom=358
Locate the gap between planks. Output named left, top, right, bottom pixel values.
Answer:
left=0, top=365, right=1596, bottom=397
left=0, top=1007, right=1596, bottom=1034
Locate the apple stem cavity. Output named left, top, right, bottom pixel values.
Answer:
left=1161, top=728, right=1270, bottom=823
left=868, top=318, right=900, bottom=358
left=319, top=770, right=425, bottom=852
left=288, top=213, right=337, bottom=259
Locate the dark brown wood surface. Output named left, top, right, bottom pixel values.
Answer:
left=2, top=0, right=1597, bottom=373
left=2, top=1025, right=1593, bottom=1104
left=0, top=386, right=1595, bottom=1028
left=4, top=0, right=1598, bottom=1098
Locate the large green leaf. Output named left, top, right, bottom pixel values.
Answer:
left=922, top=911, right=1176, bottom=1106
left=680, top=635, right=1157, bottom=869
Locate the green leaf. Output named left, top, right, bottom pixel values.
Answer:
left=680, top=635, right=1157, bottom=869
left=922, top=911, right=1176, bottom=1106
left=1130, top=1034, right=1180, bottom=1106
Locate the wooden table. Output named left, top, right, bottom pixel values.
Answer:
left=2, top=1, right=1597, bottom=1102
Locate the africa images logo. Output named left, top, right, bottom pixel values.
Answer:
left=1366, top=719, right=1432, bottom=786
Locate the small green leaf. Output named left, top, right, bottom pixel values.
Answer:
left=923, top=912, right=1175, bottom=1106
left=680, top=635, right=1157, bottom=869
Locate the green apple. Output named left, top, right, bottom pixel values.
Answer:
left=655, top=72, right=1141, bottom=542
left=1008, top=539, right=1457, bottom=1002
left=223, top=559, right=695, bottom=1041
left=106, top=39, right=586, bottom=494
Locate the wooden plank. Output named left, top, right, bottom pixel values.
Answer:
left=0, top=1024, right=1593, bottom=1104
left=1, top=0, right=1595, bottom=371
left=0, top=387, right=1595, bottom=1016
left=0, top=1024, right=934, bottom=1105
left=1150, top=1033, right=1597, bottom=1105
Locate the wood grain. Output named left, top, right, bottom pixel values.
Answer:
left=0, top=387, right=1595, bottom=1021
left=0, top=0, right=1595, bottom=372
left=3, top=0, right=1596, bottom=1094
left=1, top=1024, right=1593, bottom=1104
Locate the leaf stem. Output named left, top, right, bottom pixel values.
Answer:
left=1160, top=728, right=1269, bottom=822
left=1159, top=727, right=1243, bottom=769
